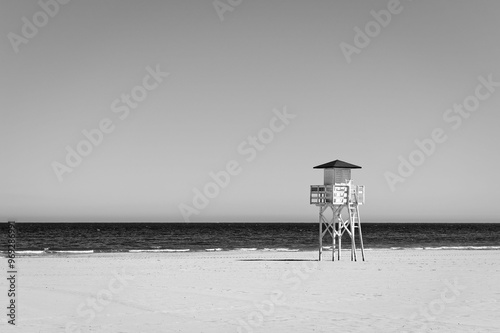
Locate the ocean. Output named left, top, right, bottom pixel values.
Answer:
left=2, top=223, right=500, bottom=254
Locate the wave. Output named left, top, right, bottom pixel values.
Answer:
left=52, top=250, right=94, bottom=254
left=3, top=245, right=500, bottom=256
left=424, top=246, right=500, bottom=250
left=16, top=250, right=45, bottom=254
left=129, top=249, right=190, bottom=253
left=389, top=246, right=500, bottom=250
left=13, top=250, right=95, bottom=254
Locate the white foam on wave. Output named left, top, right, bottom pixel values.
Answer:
left=16, top=250, right=45, bottom=254
left=53, top=250, right=94, bottom=254
left=205, top=248, right=222, bottom=252
left=423, top=246, right=500, bottom=250
left=129, top=249, right=190, bottom=253
left=468, top=246, right=500, bottom=250
left=262, top=248, right=300, bottom=252
left=234, top=248, right=257, bottom=251
left=386, top=246, right=500, bottom=251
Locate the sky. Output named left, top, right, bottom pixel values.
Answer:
left=1, top=0, right=499, bottom=223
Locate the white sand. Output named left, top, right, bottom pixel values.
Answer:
left=1, top=249, right=499, bottom=332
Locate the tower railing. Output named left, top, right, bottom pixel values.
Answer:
left=310, top=185, right=332, bottom=205
left=349, top=185, right=365, bottom=205
left=310, top=183, right=365, bottom=205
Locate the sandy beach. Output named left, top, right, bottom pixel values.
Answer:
left=1, top=249, right=499, bottom=333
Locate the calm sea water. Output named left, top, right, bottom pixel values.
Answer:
left=2, top=223, right=500, bottom=254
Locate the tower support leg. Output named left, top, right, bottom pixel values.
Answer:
left=337, top=215, right=342, bottom=261
left=358, top=221, right=365, bottom=261
left=351, top=219, right=357, bottom=262
left=318, top=207, right=322, bottom=261
left=332, top=222, right=335, bottom=261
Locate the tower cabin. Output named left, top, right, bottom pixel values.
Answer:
left=310, top=159, right=365, bottom=261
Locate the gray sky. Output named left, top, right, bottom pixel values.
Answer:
left=1, top=0, right=499, bottom=222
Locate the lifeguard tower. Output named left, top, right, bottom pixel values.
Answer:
left=310, top=160, right=365, bottom=261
